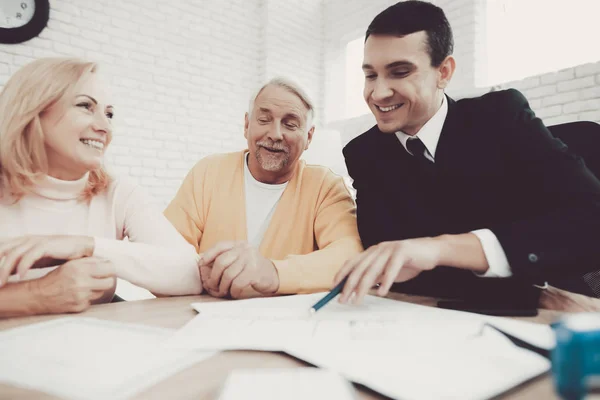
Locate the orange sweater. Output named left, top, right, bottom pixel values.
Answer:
left=164, top=151, right=363, bottom=294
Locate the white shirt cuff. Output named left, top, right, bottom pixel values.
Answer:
left=471, top=229, right=512, bottom=278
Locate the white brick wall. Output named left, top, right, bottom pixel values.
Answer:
left=0, top=0, right=298, bottom=207
left=263, top=0, right=324, bottom=125
left=3, top=0, right=600, bottom=206
left=436, top=0, right=487, bottom=91
left=497, top=61, right=600, bottom=127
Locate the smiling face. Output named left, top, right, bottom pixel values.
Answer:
left=40, top=72, right=114, bottom=180
left=362, top=32, right=453, bottom=135
left=244, top=84, right=314, bottom=184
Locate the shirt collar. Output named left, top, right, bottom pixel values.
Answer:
left=395, top=95, right=448, bottom=160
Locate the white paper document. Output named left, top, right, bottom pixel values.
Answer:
left=0, top=317, right=216, bottom=400
left=168, top=293, right=553, bottom=400
left=285, top=330, right=550, bottom=400
left=218, top=368, right=356, bottom=400
left=169, top=293, right=553, bottom=351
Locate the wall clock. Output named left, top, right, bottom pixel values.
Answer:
left=0, top=0, right=50, bottom=44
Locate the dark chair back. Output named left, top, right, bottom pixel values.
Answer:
left=547, top=121, right=600, bottom=297
left=548, top=121, right=600, bottom=179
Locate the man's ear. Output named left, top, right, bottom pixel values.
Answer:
left=244, top=112, right=250, bottom=139
left=305, top=126, right=315, bottom=150
left=437, top=55, right=456, bottom=89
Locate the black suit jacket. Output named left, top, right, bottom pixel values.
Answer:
left=343, top=89, right=600, bottom=302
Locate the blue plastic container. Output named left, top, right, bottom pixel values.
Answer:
left=552, top=313, right=600, bottom=400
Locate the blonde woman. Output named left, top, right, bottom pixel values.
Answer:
left=0, top=58, right=202, bottom=317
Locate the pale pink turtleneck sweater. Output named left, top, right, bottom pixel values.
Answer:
left=0, top=174, right=202, bottom=295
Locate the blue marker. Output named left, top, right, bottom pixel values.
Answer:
left=309, top=277, right=348, bottom=314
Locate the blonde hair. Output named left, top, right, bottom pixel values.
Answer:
left=0, top=57, right=110, bottom=200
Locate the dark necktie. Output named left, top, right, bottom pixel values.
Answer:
left=406, top=137, right=433, bottom=166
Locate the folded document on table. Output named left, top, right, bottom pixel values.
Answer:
left=0, top=318, right=216, bottom=400
left=285, top=329, right=550, bottom=400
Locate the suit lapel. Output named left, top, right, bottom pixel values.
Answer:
left=369, top=126, right=412, bottom=178
left=434, top=95, right=463, bottom=170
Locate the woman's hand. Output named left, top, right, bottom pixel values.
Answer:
left=30, top=257, right=116, bottom=314
left=0, top=235, right=94, bottom=286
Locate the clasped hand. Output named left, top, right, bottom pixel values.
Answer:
left=31, top=257, right=117, bottom=314
left=0, top=235, right=94, bottom=285
left=199, top=241, right=280, bottom=299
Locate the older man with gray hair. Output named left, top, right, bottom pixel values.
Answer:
left=165, top=77, right=363, bottom=299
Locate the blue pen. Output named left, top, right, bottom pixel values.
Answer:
left=309, top=277, right=348, bottom=314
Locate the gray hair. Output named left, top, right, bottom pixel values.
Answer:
left=248, top=77, right=315, bottom=130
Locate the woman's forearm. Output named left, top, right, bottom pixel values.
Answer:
left=93, top=239, right=202, bottom=295
left=0, top=280, right=43, bottom=318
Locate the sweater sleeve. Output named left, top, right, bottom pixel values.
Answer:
left=164, top=162, right=205, bottom=252
left=272, top=175, right=364, bottom=294
left=93, top=180, right=202, bottom=296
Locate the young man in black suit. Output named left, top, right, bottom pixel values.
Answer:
left=335, top=0, right=600, bottom=307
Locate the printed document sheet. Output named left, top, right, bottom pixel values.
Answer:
left=169, top=293, right=553, bottom=351
left=168, top=293, right=553, bottom=400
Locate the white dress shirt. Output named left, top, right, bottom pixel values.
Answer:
left=394, top=96, right=512, bottom=278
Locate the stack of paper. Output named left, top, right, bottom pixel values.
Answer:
left=170, top=293, right=553, bottom=349
left=167, top=293, right=553, bottom=400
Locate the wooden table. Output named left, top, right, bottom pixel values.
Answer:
left=0, top=292, right=564, bottom=400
